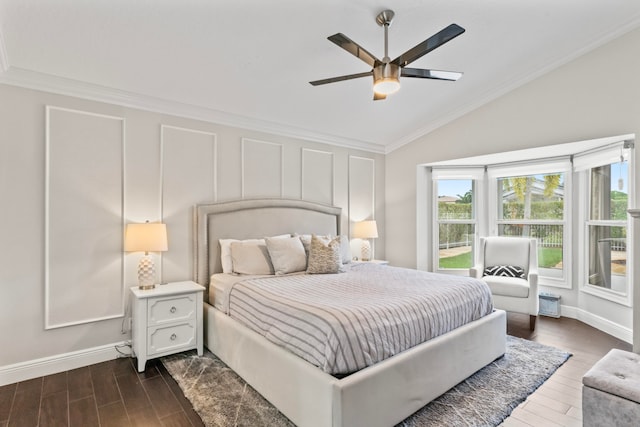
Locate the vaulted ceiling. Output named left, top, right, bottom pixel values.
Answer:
left=1, top=1, right=639, bottom=153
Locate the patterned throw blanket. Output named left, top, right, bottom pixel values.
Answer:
left=228, top=264, right=493, bottom=374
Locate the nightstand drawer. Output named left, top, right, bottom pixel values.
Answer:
left=147, top=322, right=196, bottom=356
left=148, top=294, right=196, bottom=325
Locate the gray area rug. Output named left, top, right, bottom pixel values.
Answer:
left=162, top=336, right=571, bottom=427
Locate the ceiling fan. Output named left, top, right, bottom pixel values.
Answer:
left=309, top=10, right=465, bottom=101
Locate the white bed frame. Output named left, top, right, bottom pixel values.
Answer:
left=194, top=199, right=506, bottom=427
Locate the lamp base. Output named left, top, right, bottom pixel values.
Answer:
left=361, top=240, right=372, bottom=262
left=137, top=255, right=157, bottom=290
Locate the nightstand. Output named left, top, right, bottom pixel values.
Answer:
left=353, top=259, right=389, bottom=265
left=130, top=281, right=205, bottom=372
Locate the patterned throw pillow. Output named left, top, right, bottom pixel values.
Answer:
left=296, top=233, right=352, bottom=264
left=483, top=265, right=525, bottom=278
left=306, top=235, right=344, bottom=274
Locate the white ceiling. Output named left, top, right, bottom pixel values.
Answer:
left=1, top=1, right=640, bottom=153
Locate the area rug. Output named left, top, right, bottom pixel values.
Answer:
left=162, top=336, right=571, bottom=427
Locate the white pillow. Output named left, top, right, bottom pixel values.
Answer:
left=220, top=234, right=289, bottom=273
left=230, top=240, right=274, bottom=275
left=220, top=239, right=248, bottom=273
left=296, top=233, right=315, bottom=256
left=266, top=236, right=307, bottom=275
left=338, top=236, right=352, bottom=264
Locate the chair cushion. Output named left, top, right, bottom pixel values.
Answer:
left=484, top=237, right=531, bottom=275
left=484, top=265, right=525, bottom=278
left=482, top=275, right=530, bottom=298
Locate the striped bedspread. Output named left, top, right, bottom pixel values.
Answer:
left=228, top=263, right=493, bottom=374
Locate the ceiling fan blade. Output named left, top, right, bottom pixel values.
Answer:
left=401, top=68, right=463, bottom=81
left=309, top=71, right=372, bottom=86
left=373, top=92, right=387, bottom=101
left=327, top=33, right=380, bottom=68
left=392, top=24, right=465, bottom=67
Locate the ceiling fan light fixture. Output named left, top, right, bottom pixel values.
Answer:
left=373, top=63, right=400, bottom=95
left=309, top=10, right=465, bottom=101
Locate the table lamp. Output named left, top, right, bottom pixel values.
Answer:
left=125, top=221, right=168, bottom=289
left=353, top=220, right=378, bottom=261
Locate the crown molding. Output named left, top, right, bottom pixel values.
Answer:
left=0, top=67, right=386, bottom=154
left=385, top=15, right=640, bottom=154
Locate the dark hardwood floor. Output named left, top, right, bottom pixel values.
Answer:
left=0, top=315, right=633, bottom=427
left=0, top=356, right=204, bottom=427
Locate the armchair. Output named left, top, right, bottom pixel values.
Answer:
left=470, top=236, right=539, bottom=330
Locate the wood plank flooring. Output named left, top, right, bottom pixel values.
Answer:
left=0, top=314, right=632, bottom=427
left=0, top=357, right=204, bottom=427
left=501, top=313, right=632, bottom=427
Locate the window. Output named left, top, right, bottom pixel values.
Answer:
left=436, top=179, right=474, bottom=270
left=488, top=161, right=571, bottom=287
left=423, top=136, right=634, bottom=300
left=588, top=163, right=628, bottom=291
left=432, top=168, right=484, bottom=274
left=497, top=173, right=566, bottom=279
left=575, top=142, right=633, bottom=304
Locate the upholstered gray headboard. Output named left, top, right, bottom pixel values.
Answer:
left=194, top=198, right=342, bottom=291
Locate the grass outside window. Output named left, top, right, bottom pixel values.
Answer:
left=439, top=247, right=563, bottom=269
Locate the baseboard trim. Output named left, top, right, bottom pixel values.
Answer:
left=0, top=341, right=128, bottom=386
left=560, top=304, right=632, bottom=344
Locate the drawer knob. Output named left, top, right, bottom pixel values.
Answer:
left=170, top=306, right=177, bottom=313
left=170, top=333, right=177, bottom=341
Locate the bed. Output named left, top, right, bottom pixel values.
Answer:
left=194, top=198, right=506, bottom=427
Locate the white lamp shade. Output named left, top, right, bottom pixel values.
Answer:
left=124, top=223, right=168, bottom=253
left=352, top=220, right=379, bottom=239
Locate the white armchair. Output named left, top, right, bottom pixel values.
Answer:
left=470, top=236, right=539, bottom=330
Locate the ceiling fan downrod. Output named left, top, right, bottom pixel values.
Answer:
left=373, top=10, right=400, bottom=96
left=376, top=9, right=394, bottom=63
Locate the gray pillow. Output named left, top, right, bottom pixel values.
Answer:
left=230, top=240, right=274, bottom=275
left=266, top=236, right=307, bottom=275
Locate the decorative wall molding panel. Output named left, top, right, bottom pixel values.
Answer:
left=161, top=125, right=217, bottom=283
left=45, top=106, right=125, bottom=329
left=0, top=28, right=8, bottom=73
left=348, top=155, right=376, bottom=258
left=241, top=138, right=284, bottom=198
left=348, top=156, right=376, bottom=224
left=301, top=148, right=334, bottom=205
left=2, top=83, right=384, bottom=378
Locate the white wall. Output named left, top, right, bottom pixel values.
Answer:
left=0, top=83, right=385, bottom=375
left=386, top=27, right=640, bottom=339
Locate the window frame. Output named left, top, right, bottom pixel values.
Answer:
left=487, top=159, right=572, bottom=288
left=576, top=143, right=634, bottom=306
left=431, top=168, right=485, bottom=275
